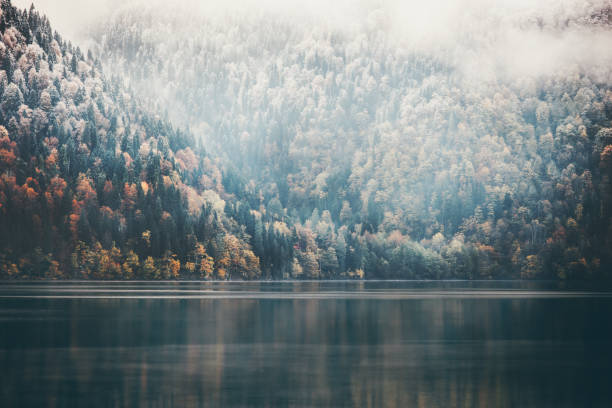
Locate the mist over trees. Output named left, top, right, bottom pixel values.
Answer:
left=0, top=1, right=268, bottom=279
left=1, top=0, right=612, bottom=279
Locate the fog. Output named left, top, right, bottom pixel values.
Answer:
left=12, top=0, right=122, bottom=40
left=14, top=0, right=612, bottom=83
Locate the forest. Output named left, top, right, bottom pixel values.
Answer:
left=1, top=0, right=612, bottom=280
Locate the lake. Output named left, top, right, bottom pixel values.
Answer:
left=1, top=281, right=611, bottom=407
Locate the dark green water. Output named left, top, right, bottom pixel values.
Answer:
left=0, top=281, right=611, bottom=407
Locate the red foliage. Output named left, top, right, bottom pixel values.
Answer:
left=0, top=131, right=17, bottom=171
left=122, top=183, right=137, bottom=212
left=75, top=175, right=97, bottom=203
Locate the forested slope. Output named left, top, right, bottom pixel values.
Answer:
left=2, top=0, right=612, bottom=280
left=0, top=1, right=282, bottom=279
left=90, top=1, right=612, bottom=280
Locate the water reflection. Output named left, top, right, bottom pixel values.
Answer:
left=0, top=282, right=611, bottom=407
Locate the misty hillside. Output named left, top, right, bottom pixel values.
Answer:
left=0, top=1, right=287, bottom=279
left=89, top=0, right=612, bottom=279
left=1, top=0, right=612, bottom=280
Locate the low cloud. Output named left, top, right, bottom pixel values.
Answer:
left=15, top=0, right=612, bottom=82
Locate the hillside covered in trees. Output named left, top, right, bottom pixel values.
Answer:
left=2, top=0, right=612, bottom=280
left=0, top=1, right=280, bottom=279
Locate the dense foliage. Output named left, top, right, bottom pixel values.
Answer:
left=91, top=2, right=612, bottom=280
left=1, top=0, right=612, bottom=280
left=0, top=1, right=280, bottom=279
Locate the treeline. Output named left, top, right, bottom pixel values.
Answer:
left=1, top=0, right=612, bottom=280
left=92, top=4, right=612, bottom=280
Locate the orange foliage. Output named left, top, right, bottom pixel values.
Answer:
left=0, top=148, right=17, bottom=170
left=69, top=213, right=80, bottom=241
left=100, top=206, right=114, bottom=219
left=140, top=181, right=149, bottom=195
left=122, top=183, right=137, bottom=211
left=167, top=257, right=180, bottom=278
left=600, top=145, right=612, bottom=169
left=45, top=149, right=58, bottom=170
left=69, top=199, right=81, bottom=242
left=0, top=174, right=17, bottom=192
left=23, top=185, right=38, bottom=201
left=103, top=180, right=114, bottom=195
left=75, top=174, right=97, bottom=203
left=49, top=176, right=67, bottom=200
left=8, top=177, right=41, bottom=208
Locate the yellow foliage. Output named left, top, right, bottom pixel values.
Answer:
left=168, top=258, right=180, bottom=278
left=142, top=256, right=158, bottom=279
left=46, top=260, right=62, bottom=279
left=199, top=254, right=214, bottom=279
left=140, top=181, right=149, bottom=195
left=521, top=255, right=540, bottom=279
left=141, top=230, right=151, bottom=247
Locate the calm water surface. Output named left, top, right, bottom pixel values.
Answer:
left=0, top=281, right=611, bottom=407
